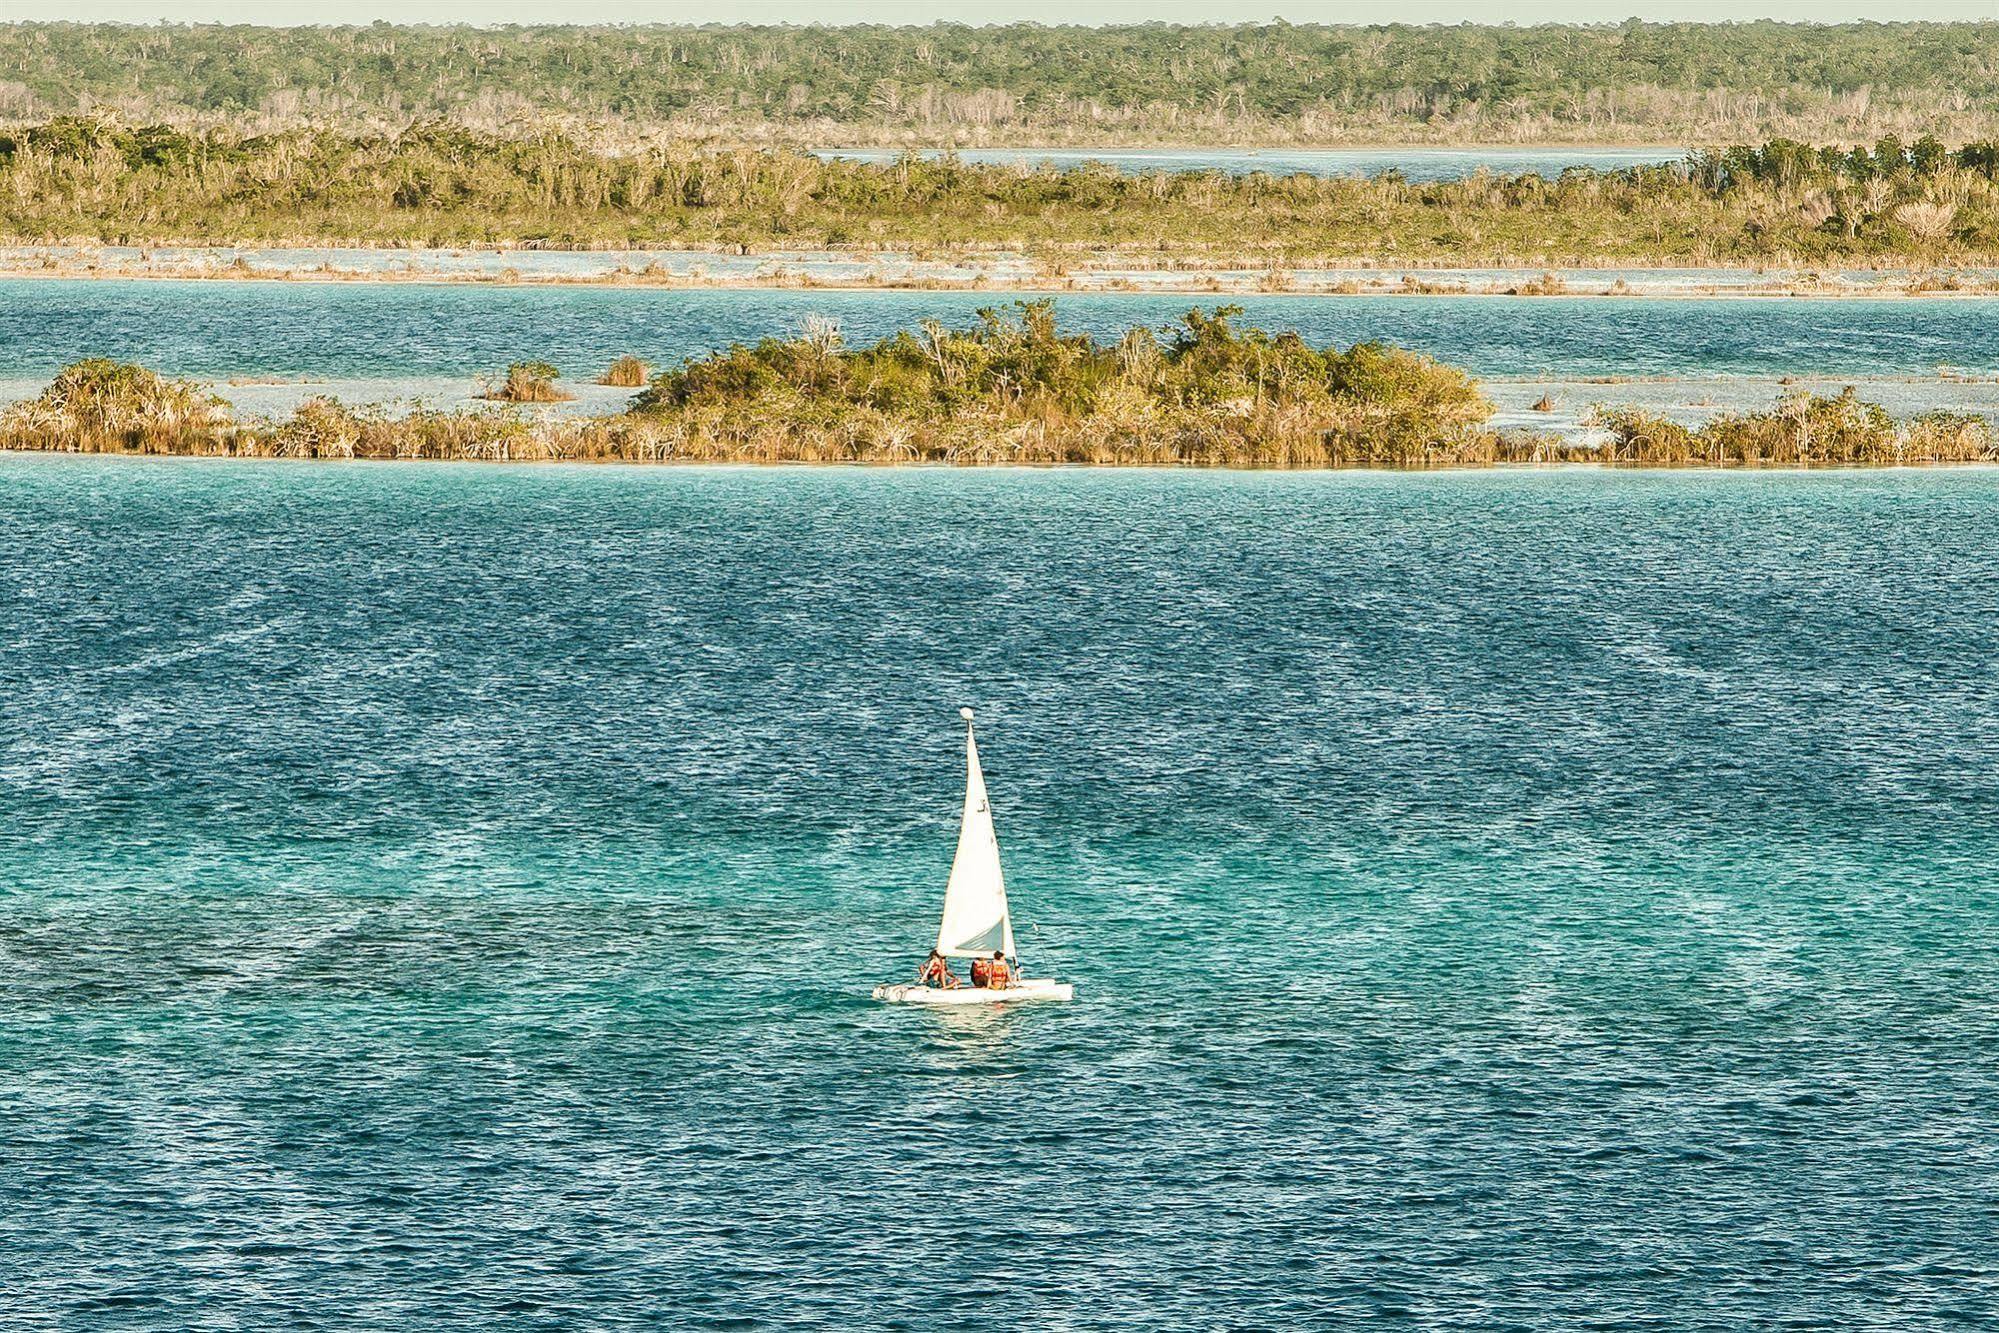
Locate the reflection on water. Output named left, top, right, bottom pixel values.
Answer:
left=919, top=1004, right=1031, bottom=1070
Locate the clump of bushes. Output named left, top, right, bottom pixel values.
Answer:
left=598, top=355, right=650, bottom=387
left=479, top=360, right=573, bottom=403
left=1591, top=388, right=1999, bottom=465
left=0, top=357, right=235, bottom=452
left=629, top=301, right=1495, bottom=466
left=265, top=397, right=561, bottom=460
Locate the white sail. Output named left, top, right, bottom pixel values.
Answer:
left=935, top=711, right=1016, bottom=960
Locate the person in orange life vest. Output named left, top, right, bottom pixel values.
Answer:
left=986, top=950, right=1013, bottom=989
left=917, top=949, right=960, bottom=989
left=969, top=955, right=992, bottom=988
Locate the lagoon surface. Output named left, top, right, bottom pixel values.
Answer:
left=4, top=459, right=1998, bottom=1326
left=10, top=280, right=1999, bottom=383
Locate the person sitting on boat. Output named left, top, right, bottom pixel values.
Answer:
left=987, top=950, right=1013, bottom=989
left=917, top=950, right=960, bottom=989
left=969, top=955, right=991, bottom=988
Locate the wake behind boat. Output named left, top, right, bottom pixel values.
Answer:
left=873, top=709, right=1073, bottom=1006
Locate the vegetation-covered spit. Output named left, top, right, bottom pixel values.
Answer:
left=1591, top=390, right=1999, bottom=466
left=17, top=122, right=1999, bottom=266
left=4, top=311, right=1995, bottom=468
left=0, top=358, right=236, bottom=452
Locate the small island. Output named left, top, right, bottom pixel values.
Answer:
left=5, top=304, right=1993, bottom=468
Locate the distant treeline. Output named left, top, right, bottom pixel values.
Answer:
left=10, top=22, right=1999, bottom=144
left=17, top=120, right=1999, bottom=265
left=7, top=306, right=1996, bottom=468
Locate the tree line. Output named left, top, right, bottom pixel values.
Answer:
left=10, top=22, right=1999, bottom=143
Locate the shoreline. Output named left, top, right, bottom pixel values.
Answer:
left=807, top=139, right=1690, bottom=152
left=8, top=446, right=1996, bottom=474
left=14, top=371, right=1981, bottom=442
left=10, top=252, right=1999, bottom=300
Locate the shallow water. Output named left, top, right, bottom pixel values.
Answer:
left=4, top=460, right=1998, bottom=1326
left=42, top=372, right=1997, bottom=440
left=1484, top=375, right=1999, bottom=436
left=8, top=280, right=1999, bottom=385
left=4, top=246, right=1970, bottom=297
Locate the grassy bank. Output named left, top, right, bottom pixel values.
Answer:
left=16, top=122, right=1999, bottom=267
left=5, top=308, right=1995, bottom=468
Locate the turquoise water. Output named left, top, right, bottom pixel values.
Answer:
left=5, top=457, right=1998, bottom=1325
left=8, top=279, right=1999, bottom=384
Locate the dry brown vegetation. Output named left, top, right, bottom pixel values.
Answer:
left=0, top=359, right=234, bottom=452
left=598, top=356, right=650, bottom=387
left=477, top=361, right=573, bottom=403
left=1590, top=389, right=1999, bottom=465
left=6, top=316, right=1996, bottom=469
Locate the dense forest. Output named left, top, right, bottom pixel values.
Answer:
left=12, top=120, right=1999, bottom=267
left=7, top=22, right=1999, bottom=144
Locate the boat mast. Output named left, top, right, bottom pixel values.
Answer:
left=934, top=706, right=1016, bottom=960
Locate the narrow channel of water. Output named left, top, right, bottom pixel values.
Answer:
left=7, top=280, right=1996, bottom=384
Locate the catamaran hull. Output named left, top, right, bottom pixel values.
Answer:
left=872, top=980, right=1074, bottom=1005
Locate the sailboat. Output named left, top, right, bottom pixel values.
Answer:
left=873, top=709, right=1074, bottom=1005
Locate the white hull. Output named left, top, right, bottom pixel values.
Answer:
left=873, top=979, right=1074, bottom=1005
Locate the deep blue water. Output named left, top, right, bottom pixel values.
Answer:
left=812, top=146, right=1682, bottom=180
left=7, top=279, right=1999, bottom=384
left=4, top=459, right=1998, bottom=1327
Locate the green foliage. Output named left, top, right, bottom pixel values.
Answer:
left=7, top=350, right=1997, bottom=468
left=13, top=121, right=1999, bottom=263
left=11, top=22, right=1999, bottom=143
left=630, top=301, right=1491, bottom=465
left=1593, top=388, right=1997, bottom=465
